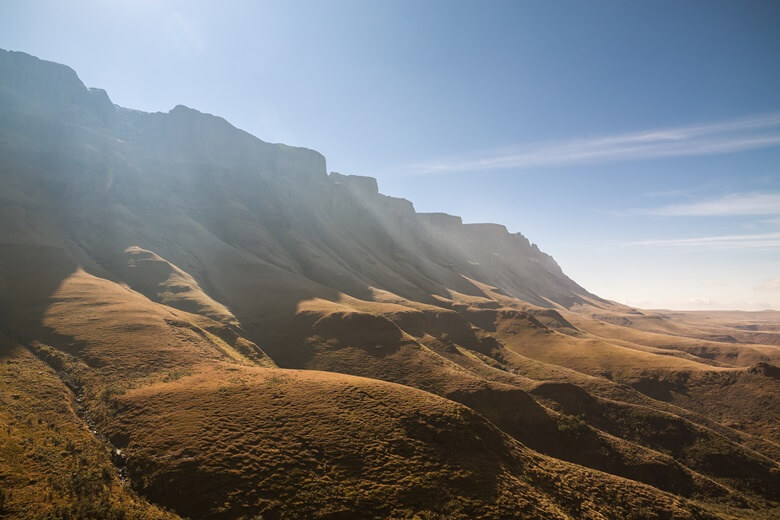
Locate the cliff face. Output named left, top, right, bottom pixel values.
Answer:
left=0, top=49, right=597, bottom=332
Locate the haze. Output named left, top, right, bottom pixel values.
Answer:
left=2, top=3, right=780, bottom=518
left=1, top=0, right=779, bottom=310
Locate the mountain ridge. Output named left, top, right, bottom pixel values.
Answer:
left=0, top=48, right=778, bottom=519
left=0, top=48, right=589, bottom=311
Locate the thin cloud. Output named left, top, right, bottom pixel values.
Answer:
left=410, top=112, right=780, bottom=174
left=626, top=232, right=780, bottom=249
left=746, top=300, right=774, bottom=310
left=645, top=192, right=780, bottom=217
left=755, top=278, right=780, bottom=291
left=687, top=296, right=715, bottom=306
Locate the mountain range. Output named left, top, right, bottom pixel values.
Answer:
left=0, top=49, right=778, bottom=519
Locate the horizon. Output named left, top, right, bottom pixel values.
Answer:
left=2, top=0, right=778, bottom=310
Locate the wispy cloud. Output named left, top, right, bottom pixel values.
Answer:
left=687, top=296, right=715, bottom=307
left=410, top=113, right=780, bottom=174
left=645, top=192, right=780, bottom=217
left=756, top=278, right=780, bottom=291
left=626, top=232, right=780, bottom=249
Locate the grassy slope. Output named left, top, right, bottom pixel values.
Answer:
left=563, top=310, right=780, bottom=367
left=0, top=241, right=776, bottom=518
left=0, top=335, right=175, bottom=519
left=557, top=307, right=780, bottom=444
left=0, top=247, right=733, bottom=519
left=218, top=286, right=776, bottom=515
left=104, top=366, right=719, bottom=520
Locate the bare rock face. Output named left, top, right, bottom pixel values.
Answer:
left=418, top=212, right=464, bottom=229
left=0, top=48, right=595, bottom=319
left=329, top=171, right=379, bottom=195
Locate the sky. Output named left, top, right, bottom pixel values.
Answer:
left=2, top=0, right=779, bottom=310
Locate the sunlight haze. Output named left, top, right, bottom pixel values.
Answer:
left=2, top=0, right=778, bottom=310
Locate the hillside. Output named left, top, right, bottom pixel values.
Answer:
left=0, top=49, right=778, bottom=519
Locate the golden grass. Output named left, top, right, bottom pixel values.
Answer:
left=1, top=232, right=777, bottom=518
left=0, top=335, right=175, bottom=519
left=117, top=246, right=240, bottom=326
left=102, top=365, right=723, bottom=519
left=563, top=310, right=780, bottom=367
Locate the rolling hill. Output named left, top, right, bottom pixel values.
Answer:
left=0, top=49, right=777, bottom=519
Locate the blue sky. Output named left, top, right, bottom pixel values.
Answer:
left=2, top=0, right=779, bottom=309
